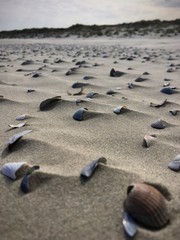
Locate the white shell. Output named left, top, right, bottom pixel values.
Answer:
left=16, top=114, right=28, bottom=121
left=1, top=162, right=26, bottom=180
left=9, top=121, right=27, bottom=129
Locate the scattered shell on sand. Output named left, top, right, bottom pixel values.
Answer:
left=106, top=90, right=117, bottom=95
left=150, top=99, right=167, bottom=108
left=86, top=92, right=98, bottom=99
left=16, top=114, right=29, bottom=121
left=73, top=108, right=88, bottom=121
left=124, top=183, right=170, bottom=229
left=7, top=130, right=32, bottom=150
left=27, top=89, right=35, bottom=93
left=71, top=82, right=85, bottom=88
left=39, top=96, right=61, bottom=111
left=110, top=68, right=125, bottom=77
left=151, top=119, right=167, bottom=129
left=113, top=106, right=127, bottom=114
left=160, top=87, right=174, bottom=95
left=1, top=162, right=38, bottom=180
left=20, top=165, right=40, bottom=193
left=135, top=77, right=147, bottom=82
left=9, top=121, right=27, bottom=129
left=83, top=75, right=94, bottom=80
left=80, top=157, right=107, bottom=178
left=168, top=155, right=180, bottom=171
left=142, top=134, right=157, bottom=148
left=123, top=212, right=137, bottom=238
left=67, top=87, right=83, bottom=96
left=169, top=110, right=179, bottom=116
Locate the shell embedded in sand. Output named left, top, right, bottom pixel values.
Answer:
left=127, top=83, right=134, bottom=89
left=39, top=96, right=61, bottom=111
left=73, top=108, right=88, bottom=121
left=169, top=110, right=179, bottom=116
left=142, top=134, right=156, bottom=148
left=71, top=82, right=85, bottom=88
left=160, top=87, right=174, bottom=95
left=86, top=92, right=97, bottom=99
left=110, top=68, right=125, bottom=77
left=16, top=114, right=29, bottom=121
left=168, top=155, right=180, bottom=171
left=67, top=87, right=83, bottom=96
left=123, top=212, right=137, bottom=238
left=80, top=157, right=107, bottom=178
left=9, top=121, right=27, bottom=129
left=20, top=165, right=40, bottom=193
left=150, top=99, right=167, bottom=108
left=83, top=75, right=94, bottom=80
left=124, top=183, right=170, bottom=229
left=151, top=119, right=167, bottom=129
left=1, top=162, right=27, bottom=180
left=135, top=77, right=147, bottom=82
left=106, top=90, right=117, bottom=95
left=113, top=106, right=127, bottom=114
left=7, top=130, right=32, bottom=149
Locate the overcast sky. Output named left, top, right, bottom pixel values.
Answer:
left=0, top=0, right=179, bottom=31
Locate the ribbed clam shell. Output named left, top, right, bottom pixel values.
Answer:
left=80, top=157, right=107, bottom=178
left=7, top=130, right=32, bottom=149
left=142, top=134, right=156, bottom=148
left=151, top=119, right=166, bottom=129
left=123, top=212, right=137, bottom=238
left=160, top=87, right=173, bottom=95
left=39, top=96, right=61, bottom=111
left=113, top=106, right=127, bottom=114
left=168, top=155, right=180, bottom=171
left=150, top=99, right=167, bottom=108
left=73, top=108, right=88, bottom=121
left=1, top=162, right=26, bottom=180
left=20, top=165, right=40, bottom=193
left=9, top=121, right=27, bottom=129
left=124, top=183, right=170, bottom=229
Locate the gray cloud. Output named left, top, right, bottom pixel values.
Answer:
left=0, top=0, right=179, bottom=31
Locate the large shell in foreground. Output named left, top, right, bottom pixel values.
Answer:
left=1, top=162, right=28, bottom=180
left=124, top=183, right=170, bottom=229
left=80, top=157, right=107, bottom=178
left=123, top=212, right=137, bottom=238
left=168, top=154, right=180, bottom=171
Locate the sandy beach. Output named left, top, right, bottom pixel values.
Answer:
left=0, top=37, right=179, bottom=240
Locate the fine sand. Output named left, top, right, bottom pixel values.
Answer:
left=0, top=37, right=179, bottom=240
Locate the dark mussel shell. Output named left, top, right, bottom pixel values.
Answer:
left=73, top=108, right=88, bottom=121
left=80, top=157, right=107, bottom=179
left=150, top=99, right=167, bottom=108
left=168, top=155, right=180, bottom=171
left=151, top=119, right=167, bottom=129
left=71, top=82, right=85, bottom=88
left=83, top=75, right=94, bottom=80
left=135, top=77, right=147, bottom=82
left=123, top=212, right=137, bottom=238
left=110, top=68, right=125, bottom=77
left=160, top=87, right=174, bottom=95
left=86, top=92, right=97, bottom=99
left=106, top=90, right=117, bottom=95
left=39, top=96, right=61, bottom=111
left=124, top=183, right=170, bottom=229
left=7, top=130, right=32, bottom=150
left=20, top=165, right=40, bottom=193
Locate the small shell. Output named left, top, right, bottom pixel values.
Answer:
left=160, top=87, right=173, bottom=95
left=113, top=106, right=127, bottom=114
left=124, top=183, right=170, bottom=229
left=123, top=212, right=137, bottom=238
left=106, top=90, right=117, bottom=95
left=9, top=121, right=27, bottom=129
left=151, top=119, right=166, bottom=129
left=86, top=92, right=97, bottom=99
left=110, top=68, right=125, bottom=77
left=80, top=157, right=107, bottom=178
left=169, top=110, right=179, bottom=116
left=39, top=96, right=61, bottom=111
left=1, top=162, right=26, bottom=180
left=71, top=82, right=85, bottom=88
left=135, top=77, right=147, bottom=82
left=128, top=83, right=134, bottom=89
left=142, top=134, right=156, bottom=148
left=27, top=89, right=35, bottom=93
left=7, top=130, right=32, bottom=149
left=16, top=114, right=29, bottom=121
left=150, top=99, right=167, bottom=108
left=83, top=76, right=94, bottom=80
left=20, top=165, right=40, bottom=193
left=73, top=108, right=88, bottom=121
left=67, top=87, right=83, bottom=96
left=168, top=155, right=180, bottom=171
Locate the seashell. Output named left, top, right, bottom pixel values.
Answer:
left=1, top=162, right=26, bottom=180
left=32, top=73, right=41, bottom=78
left=150, top=99, right=167, bottom=108
left=9, top=121, right=27, bottom=129
left=83, top=75, right=94, bottom=80
left=20, top=165, right=40, bottom=193
left=163, top=82, right=170, bottom=87
left=124, top=183, right=170, bottom=229
left=169, top=110, right=179, bottom=116
left=39, top=96, right=61, bottom=111
left=142, top=72, right=150, bottom=75
left=73, top=108, right=88, bottom=121
left=113, top=106, right=127, bottom=114
left=21, top=60, right=33, bottom=65
left=160, top=87, right=174, bottom=95
left=168, top=155, right=180, bottom=171
left=142, top=134, right=156, bottom=148
left=135, top=77, right=147, bottom=82
left=128, top=83, right=134, bottom=89
left=80, top=157, right=107, bottom=178
left=7, top=130, right=32, bottom=149
left=67, top=87, right=83, bottom=96
left=106, top=90, right=117, bottom=95
left=151, top=119, right=167, bottom=129
left=110, top=68, right=125, bottom=77
left=71, top=82, right=85, bottom=88
left=86, top=92, right=97, bottom=99
left=16, top=114, right=29, bottom=121
left=27, top=89, right=35, bottom=93
left=123, top=212, right=137, bottom=238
